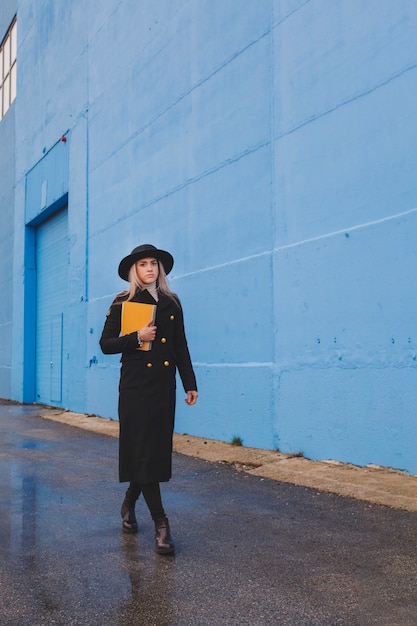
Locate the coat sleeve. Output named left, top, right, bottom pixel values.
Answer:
left=174, top=302, right=197, bottom=392
left=99, top=300, right=139, bottom=355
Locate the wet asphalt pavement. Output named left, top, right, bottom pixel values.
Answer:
left=0, top=402, right=416, bottom=626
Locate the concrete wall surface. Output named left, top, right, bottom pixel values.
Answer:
left=0, top=0, right=17, bottom=399
left=1, top=0, right=416, bottom=473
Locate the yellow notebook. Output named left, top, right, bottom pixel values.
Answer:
left=121, top=301, right=156, bottom=351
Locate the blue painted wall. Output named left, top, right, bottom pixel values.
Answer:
left=271, top=0, right=417, bottom=472
left=0, top=0, right=17, bottom=398
left=0, top=105, right=14, bottom=396
left=2, top=1, right=416, bottom=473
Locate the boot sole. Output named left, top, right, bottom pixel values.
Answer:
left=122, top=524, right=138, bottom=534
left=156, top=546, right=175, bottom=555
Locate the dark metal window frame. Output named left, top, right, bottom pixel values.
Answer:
left=0, top=17, right=17, bottom=121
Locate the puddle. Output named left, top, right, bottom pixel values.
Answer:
left=20, top=440, right=51, bottom=450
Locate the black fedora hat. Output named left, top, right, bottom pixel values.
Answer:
left=118, top=244, right=174, bottom=281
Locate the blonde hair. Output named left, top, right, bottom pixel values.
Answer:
left=119, top=260, right=178, bottom=303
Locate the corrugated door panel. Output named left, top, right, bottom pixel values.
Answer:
left=36, top=209, right=68, bottom=406
left=50, top=313, right=63, bottom=402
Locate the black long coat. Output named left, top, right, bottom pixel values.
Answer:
left=100, top=289, right=197, bottom=484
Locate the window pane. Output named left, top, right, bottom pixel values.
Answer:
left=10, top=63, right=16, bottom=103
left=4, top=34, right=10, bottom=71
left=11, top=22, right=17, bottom=62
left=3, top=74, right=9, bottom=114
left=0, top=49, right=3, bottom=82
left=0, top=86, right=3, bottom=119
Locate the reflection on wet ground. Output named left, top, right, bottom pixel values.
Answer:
left=1, top=403, right=417, bottom=625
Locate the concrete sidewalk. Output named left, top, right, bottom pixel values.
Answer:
left=41, top=408, right=417, bottom=512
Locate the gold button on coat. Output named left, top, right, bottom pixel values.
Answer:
left=164, top=361, right=170, bottom=367
left=161, top=337, right=167, bottom=343
left=147, top=362, right=153, bottom=368
left=170, top=315, right=174, bottom=320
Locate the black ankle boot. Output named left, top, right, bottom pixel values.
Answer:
left=121, top=497, right=138, bottom=534
left=154, top=517, right=175, bottom=554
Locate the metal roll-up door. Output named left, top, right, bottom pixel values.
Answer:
left=35, top=208, right=68, bottom=406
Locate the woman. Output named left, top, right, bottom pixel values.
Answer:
left=100, top=244, right=198, bottom=554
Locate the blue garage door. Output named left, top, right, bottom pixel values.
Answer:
left=35, top=208, right=68, bottom=406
